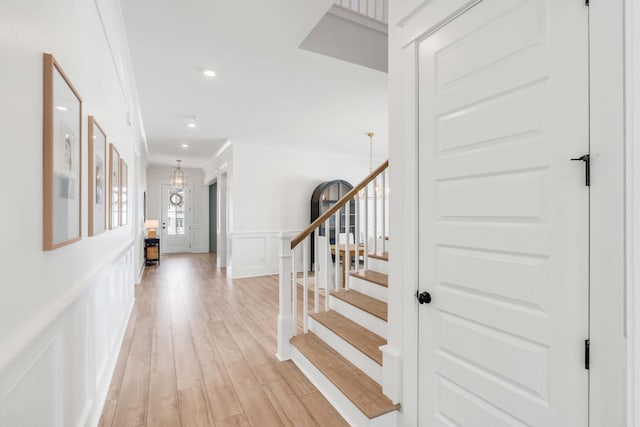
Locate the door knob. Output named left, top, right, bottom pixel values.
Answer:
left=416, top=291, right=432, bottom=304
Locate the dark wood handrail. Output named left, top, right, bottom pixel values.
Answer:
left=291, top=160, right=389, bottom=249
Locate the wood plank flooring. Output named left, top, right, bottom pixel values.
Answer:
left=99, top=253, right=347, bottom=427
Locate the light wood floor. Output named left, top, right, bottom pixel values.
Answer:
left=99, top=253, right=348, bottom=427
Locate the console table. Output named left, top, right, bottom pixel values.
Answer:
left=145, top=238, right=160, bottom=266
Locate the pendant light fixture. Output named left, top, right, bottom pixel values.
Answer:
left=362, top=132, right=383, bottom=199
left=170, top=160, right=186, bottom=191
left=367, top=131, right=375, bottom=173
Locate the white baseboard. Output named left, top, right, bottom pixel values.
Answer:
left=231, top=264, right=279, bottom=279
left=229, top=231, right=301, bottom=279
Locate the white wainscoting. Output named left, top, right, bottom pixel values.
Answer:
left=0, top=243, right=136, bottom=427
left=230, top=231, right=302, bottom=279
left=192, top=224, right=208, bottom=253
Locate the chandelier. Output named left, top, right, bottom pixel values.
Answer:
left=170, top=160, right=186, bottom=191
left=360, top=132, right=385, bottom=200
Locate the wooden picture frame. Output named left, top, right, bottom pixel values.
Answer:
left=43, top=53, right=82, bottom=250
left=88, top=116, right=107, bottom=236
left=120, top=159, right=128, bottom=226
left=109, top=144, right=120, bottom=229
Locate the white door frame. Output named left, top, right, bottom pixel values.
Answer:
left=625, top=0, right=640, bottom=424
left=217, top=171, right=228, bottom=269
left=160, top=184, right=192, bottom=254
left=589, top=1, right=626, bottom=425
left=388, top=0, right=627, bottom=425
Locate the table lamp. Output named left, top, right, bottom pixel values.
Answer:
left=145, top=219, right=159, bottom=238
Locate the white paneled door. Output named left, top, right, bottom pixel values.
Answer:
left=417, top=0, right=589, bottom=425
left=161, top=184, right=192, bottom=254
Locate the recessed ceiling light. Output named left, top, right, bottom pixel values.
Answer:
left=181, top=143, right=189, bottom=148
left=202, top=69, right=216, bottom=77
left=56, top=106, right=68, bottom=111
left=187, top=123, right=196, bottom=128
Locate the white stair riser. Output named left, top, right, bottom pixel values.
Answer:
left=308, top=317, right=382, bottom=384
left=366, top=257, right=388, bottom=275
left=329, top=296, right=387, bottom=339
left=348, top=276, right=387, bottom=302
left=291, top=346, right=399, bottom=427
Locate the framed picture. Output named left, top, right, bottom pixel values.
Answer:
left=43, top=53, right=82, bottom=250
left=88, top=116, right=107, bottom=236
left=120, top=159, right=128, bottom=226
left=109, top=143, right=120, bottom=229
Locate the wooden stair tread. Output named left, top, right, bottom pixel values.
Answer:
left=330, top=290, right=387, bottom=321
left=291, top=333, right=400, bottom=419
left=368, top=252, right=389, bottom=261
left=309, top=311, right=385, bottom=365
left=350, top=270, right=388, bottom=287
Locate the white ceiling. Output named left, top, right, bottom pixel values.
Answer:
left=121, top=0, right=389, bottom=169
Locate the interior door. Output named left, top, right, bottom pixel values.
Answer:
left=417, top=0, right=589, bottom=425
left=161, top=184, right=191, bottom=254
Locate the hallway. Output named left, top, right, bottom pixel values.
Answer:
left=99, top=254, right=347, bottom=427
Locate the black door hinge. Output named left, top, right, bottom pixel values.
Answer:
left=571, top=154, right=590, bottom=186
left=585, top=339, right=590, bottom=370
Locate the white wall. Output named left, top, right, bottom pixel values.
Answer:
left=228, top=143, right=375, bottom=278
left=147, top=166, right=209, bottom=253
left=0, top=0, right=146, bottom=425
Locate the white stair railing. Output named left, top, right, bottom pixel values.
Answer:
left=277, top=161, right=389, bottom=360
left=334, top=0, right=388, bottom=23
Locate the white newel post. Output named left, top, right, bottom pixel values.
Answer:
left=276, top=233, right=294, bottom=361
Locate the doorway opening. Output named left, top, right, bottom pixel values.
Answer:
left=209, top=182, right=217, bottom=254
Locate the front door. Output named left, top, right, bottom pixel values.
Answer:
left=161, top=184, right=191, bottom=254
left=417, top=0, right=589, bottom=425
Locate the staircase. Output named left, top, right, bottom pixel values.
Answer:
left=277, top=161, right=398, bottom=426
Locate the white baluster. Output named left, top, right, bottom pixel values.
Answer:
left=345, top=200, right=351, bottom=290
left=364, top=185, right=369, bottom=272
left=355, top=194, right=360, bottom=274
left=373, top=177, right=378, bottom=255
left=324, top=219, right=330, bottom=311
left=335, top=209, right=341, bottom=290
left=314, top=230, right=319, bottom=313
left=303, top=237, right=308, bottom=333
left=382, top=169, right=386, bottom=255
